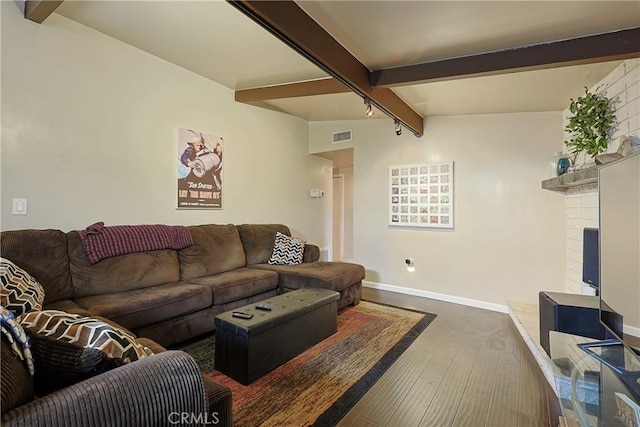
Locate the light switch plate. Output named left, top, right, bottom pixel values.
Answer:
left=12, top=198, right=28, bottom=215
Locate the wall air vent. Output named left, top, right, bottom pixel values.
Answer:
left=332, top=130, right=352, bottom=144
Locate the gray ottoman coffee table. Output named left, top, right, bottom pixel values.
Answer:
left=214, top=288, right=340, bottom=385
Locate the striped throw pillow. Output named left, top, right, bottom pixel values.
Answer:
left=268, top=232, right=305, bottom=265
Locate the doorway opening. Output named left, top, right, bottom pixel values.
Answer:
left=314, top=148, right=354, bottom=262
left=333, top=174, right=344, bottom=261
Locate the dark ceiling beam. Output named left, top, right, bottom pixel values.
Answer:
left=372, top=27, right=640, bottom=87
left=24, top=0, right=64, bottom=23
left=228, top=0, right=424, bottom=137
left=235, top=78, right=350, bottom=102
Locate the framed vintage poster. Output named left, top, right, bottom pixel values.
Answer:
left=389, top=162, right=454, bottom=228
left=176, top=127, right=224, bottom=209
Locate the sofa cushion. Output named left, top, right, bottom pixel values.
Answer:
left=1, top=257, right=45, bottom=317
left=184, top=268, right=278, bottom=305
left=268, top=232, right=305, bottom=265
left=0, top=229, right=74, bottom=304
left=43, top=299, right=92, bottom=317
left=134, top=308, right=220, bottom=348
left=236, top=224, right=291, bottom=265
left=74, top=282, right=212, bottom=330
left=179, top=224, right=247, bottom=279
left=1, top=336, right=34, bottom=413
left=250, top=261, right=365, bottom=292
left=68, top=231, right=181, bottom=298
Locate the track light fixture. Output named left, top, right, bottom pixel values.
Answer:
left=363, top=97, right=407, bottom=136
left=364, top=98, right=374, bottom=118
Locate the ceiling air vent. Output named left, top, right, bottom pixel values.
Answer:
left=332, top=130, right=352, bottom=144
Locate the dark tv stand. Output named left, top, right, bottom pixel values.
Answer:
left=538, top=292, right=622, bottom=357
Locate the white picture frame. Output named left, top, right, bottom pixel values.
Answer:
left=389, top=162, right=454, bottom=228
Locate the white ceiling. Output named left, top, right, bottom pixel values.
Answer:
left=54, top=1, right=639, bottom=122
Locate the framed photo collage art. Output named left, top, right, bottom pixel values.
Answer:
left=389, top=162, right=454, bottom=229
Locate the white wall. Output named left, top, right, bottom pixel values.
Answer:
left=0, top=2, right=332, bottom=246
left=310, top=113, right=567, bottom=307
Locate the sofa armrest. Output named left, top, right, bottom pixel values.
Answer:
left=2, top=351, right=214, bottom=427
left=137, top=338, right=233, bottom=427
left=303, top=244, right=320, bottom=263
left=202, top=375, right=233, bottom=427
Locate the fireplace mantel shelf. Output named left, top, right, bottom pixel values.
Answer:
left=541, top=165, right=599, bottom=194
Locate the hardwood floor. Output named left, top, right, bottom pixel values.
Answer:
left=337, top=288, right=553, bottom=427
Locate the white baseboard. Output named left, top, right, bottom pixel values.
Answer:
left=362, top=280, right=509, bottom=314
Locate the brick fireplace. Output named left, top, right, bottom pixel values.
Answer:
left=561, top=59, right=639, bottom=295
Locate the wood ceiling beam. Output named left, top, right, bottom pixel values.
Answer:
left=235, top=78, right=350, bottom=102
left=372, top=27, right=640, bottom=87
left=24, top=0, right=64, bottom=23
left=229, top=1, right=424, bottom=137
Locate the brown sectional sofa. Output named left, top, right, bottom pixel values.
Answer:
left=1, top=222, right=365, bottom=426
left=2, top=223, right=363, bottom=347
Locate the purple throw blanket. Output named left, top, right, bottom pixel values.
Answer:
left=79, top=222, right=193, bottom=264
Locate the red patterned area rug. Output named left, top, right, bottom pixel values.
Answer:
left=181, top=301, right=436, bottom=427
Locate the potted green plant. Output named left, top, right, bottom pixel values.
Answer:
left=564, top=87, right=616, bottom=164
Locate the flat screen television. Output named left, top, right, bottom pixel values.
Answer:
left=580, top=152, right=640, bottom=401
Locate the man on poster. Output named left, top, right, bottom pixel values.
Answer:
left=177, top=128, right=223, bottom=209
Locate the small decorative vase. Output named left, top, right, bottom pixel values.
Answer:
left=549, top=152, right=570, bottom=177
left=549, top=152, right=563, bottom=178
left=557, top=156, right=570, bottom=175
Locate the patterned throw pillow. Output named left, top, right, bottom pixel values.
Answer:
left=20, top=310, right=154, bottom=395
left=0, top=257, right=45, bottom=317
left=20, top=310, right=152, bottom=363
left=268, top=232, right=306, bottom=265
